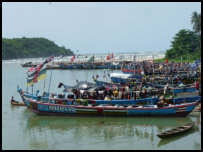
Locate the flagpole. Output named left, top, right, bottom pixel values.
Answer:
left=31, top=84, right=33, bottom=95
left=43, top=77, right=46, bottom=93
left=48, top=60, right=54, bottom=93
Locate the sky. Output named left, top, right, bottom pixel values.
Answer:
left=2, top=2, right=201, bottom=54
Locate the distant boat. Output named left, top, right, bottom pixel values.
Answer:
left=21, top=61, right=38, bottom=67
left=157, top=122, right=195, bottom=139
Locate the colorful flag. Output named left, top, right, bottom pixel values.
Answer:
left=26, top=66, right=36, bottom=73
left=26, top=56, right=54, bottom=86
left=26, top=68, right=46, bottom=86
left=107, top=54, right=110, bottom=60
left=71, top=55, right=75, bottom=62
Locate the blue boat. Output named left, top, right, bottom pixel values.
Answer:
left=17, top=87, right=199, bottom=117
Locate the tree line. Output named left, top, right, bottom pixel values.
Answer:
left=165, top=11, right=201, bottom=61
left=2, top=37, right=74, bottom=60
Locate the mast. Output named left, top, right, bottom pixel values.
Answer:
left=48, top=59, right=54, bottom=93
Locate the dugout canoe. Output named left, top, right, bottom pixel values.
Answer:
left=157, top=122, right=195, bottom=138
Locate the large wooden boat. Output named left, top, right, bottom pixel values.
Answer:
left=18, top=87, right=199, bottom=117
left=157, top=122, right=195, bottom=138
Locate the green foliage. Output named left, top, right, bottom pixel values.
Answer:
left=2, top=37, right=74, bottom=60
left=191, top=11, right=201, bottom=34
left=165, top=12, right=201, bottom=61
left=165, top=29, right=201, bottom=61
left=154, top=58, right=194, bottom=63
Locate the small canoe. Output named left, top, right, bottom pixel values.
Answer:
left=157, top=122, right=195, bottom=138
left=10, top=100, right=26, bottom=106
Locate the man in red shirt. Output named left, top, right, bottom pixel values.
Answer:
left=195, top=81, right=200, bottom=90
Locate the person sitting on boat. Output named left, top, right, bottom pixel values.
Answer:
left=133, top=91, right=136, bottom=100
left=104, top=95, right=111, bottom=101
left=92, top=91, right=97, bottom=100
left=98, top=90, right=104, bottom=100
left=72, top=89, right=79, bottom=99
left=88, top=92, right=93, bottom=99
left=143, top=90, right=147, bottom=98
left=113, top=90, right=119, bottom=99
left=118, top=89, right=122, bottom=100
left=83, top=91, right=88, bottom=99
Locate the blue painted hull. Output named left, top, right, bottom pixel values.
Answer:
left=19, top=89, right=198, bottom=117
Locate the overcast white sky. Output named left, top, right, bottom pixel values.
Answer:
left=2, top=2, right=201, bottom=54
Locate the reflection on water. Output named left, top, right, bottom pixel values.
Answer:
left=22, top=110, right=201, bottom=150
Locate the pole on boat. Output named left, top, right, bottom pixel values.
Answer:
left=43, top=78, right=46, bottom=93
left=31, top=84, right=33, bottom=95
left=48, top=59, right=54, bottom=93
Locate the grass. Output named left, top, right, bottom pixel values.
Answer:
left=154, top=58, right=195, bottom=63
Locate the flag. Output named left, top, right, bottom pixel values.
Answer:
left=26, top=56, right=54, bottom=86
left=71, top=55, right=75, bottom=62
left=165, top=58, right=168, bottom=64
left=26, top=66, right=36, bottom=73
left=87, top=56, right=94, bottom=63
left=107, top=54, right=110, bottom=60
left=26, top=56, right=54, bottom=74
left=26, top=68, right=46, bottom=86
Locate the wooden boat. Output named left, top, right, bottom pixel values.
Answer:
left=10, top=99, right=26, bottom=106
left=17, top=87, right=199, bottom=117
left=157, top=122, right=195, bottom=138
left=21, top=62, right=38, bottom=67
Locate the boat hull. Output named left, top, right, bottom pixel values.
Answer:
left=18, top=87, right=199, bottom=117
left=23, top=98, right=197, bottom=117
left=157, top=122, right=195, bottom=138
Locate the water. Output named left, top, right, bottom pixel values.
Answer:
left=2, top=54, right=201, bottom=150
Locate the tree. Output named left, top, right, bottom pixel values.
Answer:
left=191, top=11, right=201, bottom=35
left=165, top=11, right=201, bottom=61
left=165, top=29, right=199, bottom=60
left=2, top=37, right=74, bottom=60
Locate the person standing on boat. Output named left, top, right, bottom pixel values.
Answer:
left=195, top=81, right=200, bottom=90
left=164, top=83, right=169, bottom=95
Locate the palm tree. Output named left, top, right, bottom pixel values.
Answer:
left=191, top=11, right=201, bottom=35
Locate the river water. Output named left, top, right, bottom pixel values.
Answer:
left=2, top=54, right=201, bottom=150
